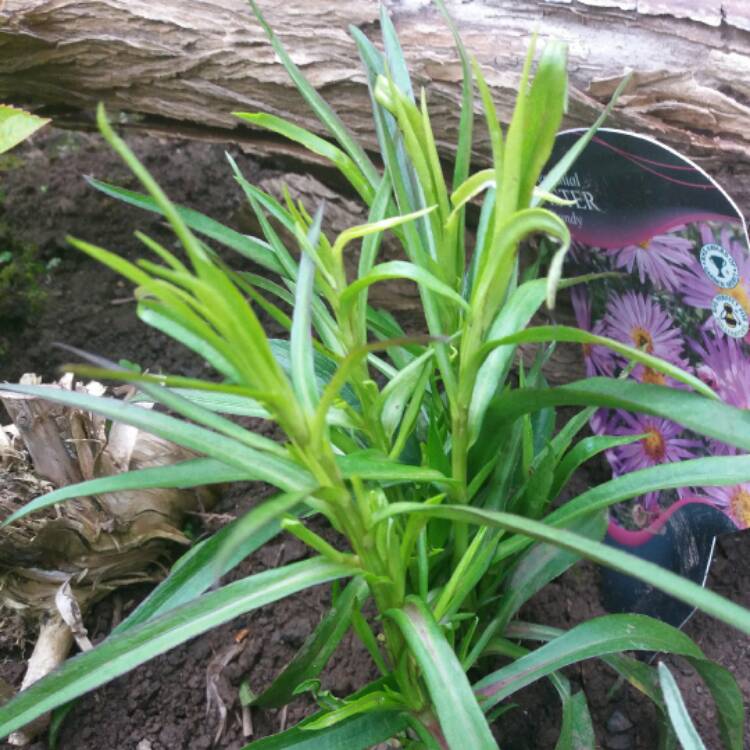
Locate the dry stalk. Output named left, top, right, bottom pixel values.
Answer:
left=0, top=374, right=220, bottom=744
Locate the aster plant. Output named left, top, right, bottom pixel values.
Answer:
left=2, top=3, right=750, bottom=749
left=577, top=216, right=750, bottom=538
left=610, top=232, right=694, bottom=292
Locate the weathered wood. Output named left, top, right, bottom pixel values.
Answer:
left=7, top=615, right=73, bottom=746
left=1, top=391, right=83, bottom=487
left=2, top=1, right=750, bottom=210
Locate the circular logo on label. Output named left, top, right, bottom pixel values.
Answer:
left=712, top=294, right=749, bottom=338
left=700, top=244, right=739, bottom=288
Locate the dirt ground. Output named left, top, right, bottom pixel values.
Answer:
left=0, top=127, right=748, bottom=750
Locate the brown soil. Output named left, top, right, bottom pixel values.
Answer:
left=0, top=128, right=748, bottom=750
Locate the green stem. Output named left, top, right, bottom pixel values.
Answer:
left=450, top=310, right=485, bottom=565
left=281, top=518, right=358, bottom=566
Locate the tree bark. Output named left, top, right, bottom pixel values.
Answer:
left=2, top=1, right=750, bottom=210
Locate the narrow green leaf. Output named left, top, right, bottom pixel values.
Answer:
left=291, top=207, right=323, bottom=413
left=433, top=527, right=494, bottom=622
left=498, top=454, right=750, bottom=563
left=137, top=303, right=244, bottom=382
left=450, top=169, right=494, bottom=215
left=1, top=458, right=244, bottom=527
left=510, top=621, right=742, bottom=750
left=550, top=433, right=644, bottom=500
left=689, top=658, right=744, bottom=750
left=486, top=378, right=750, bottom=453
left=0, top=558, right=356, bottom=739
left=435, top=0, right=473, bottom=194
left=115, top=492, right=307, bottom=632
left=658, top=663, right=707, bottom=750
left=134, top=375, right=286, bottom=456
left=496, top=35, right=536, bottom=220
left=475, top=614, right=704, bottom=710
left=506, top=621, right=666, bottom=710
left=269, top=339, right=358, bottom=410
left=336, top=451, right=453, bottom=485
left=302, top=691, right=406, bottom=731
left=332, top=205, right=435, bottom=263
left=351, top=605, right=388, bottom=676
left=487, top=636, right=594, bottom=750
left=0, top=383, right=313, bottom=491
left=247, top=0, right=379, bottom=190
left=242, top=708, right=407, bottom=750
left=235, top=113, right=373, bottom=202
left=478, top=325, right=716, bottom=399
left=464, top=187, right=495, bottom=298
left=254, top=578, right=369, bottom=708
left=557, top=691, right=595, bottom=750
left=379, top=5, right=414, bottom=102
left=468, top=276, right=547, bottom=445
left=471, top=207, right=569, bottom=327
left=374, top=503, right=750, bottom=636
left=168, top=387, right=355, bottom=430
left=377, top=349, right=434, bottom=440
left=471, top=58, right=503, bottom=218
left=519, top=40, right=567, bottom=206
left=341, top=260, right=469, bottom=311
left=86, top=178, right=284, bottom=274
left=169, top=388, right=272, bottom=418
left=470, top=511, right=607, bottom=665
left=388, top=597, right=498, bottom=750
left=357, top=175, right=392, bottom=340
left=536, top=74, right=631, bottom=202
left=350, top=27, right=458, bottom=403
left=389, top=357, right=433, bottom=460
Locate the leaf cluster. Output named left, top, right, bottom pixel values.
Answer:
left=0, top=3, right=746, bottom=748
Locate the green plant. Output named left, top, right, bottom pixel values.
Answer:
left=1, top=3, right=749, bottom=748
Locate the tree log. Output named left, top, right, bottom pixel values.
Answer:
left=2, top=1, right=750, bottom=211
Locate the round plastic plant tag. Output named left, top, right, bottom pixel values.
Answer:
left=546, top=129, right=749, bottom=627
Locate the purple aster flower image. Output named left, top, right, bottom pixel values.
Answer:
left=697, top=483, right=750, bottom=529
left=691, top=331, right=750, bottom=454
left=692, top=331, right=750, bottom=408
left=603, top=291, right=687, bottom=382
left=570, top=287, right=615, bottom=377
left=608, top=412, right=701, bottom=510
left=681, top=225, right=750, bottom=316
left=610, top=230, right=693, bottom=291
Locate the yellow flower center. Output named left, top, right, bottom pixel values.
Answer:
left=630, top=326, right=654, bottom=353
left=638, top=239, right=651, bottom=250
left=725, top=280, right=750, bottom=315
left=641, top=367, right=666, bottom=386
left=643, top=426, right=666, bottom=461
left=730, top=488, right=750, bottom=527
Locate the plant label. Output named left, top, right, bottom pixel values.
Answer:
left=546, top=129, right=749, bottom=627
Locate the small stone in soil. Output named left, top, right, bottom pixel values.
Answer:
left=606, top=708, right=634, bottom=734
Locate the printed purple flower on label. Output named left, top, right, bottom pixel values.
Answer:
left=691, top=331, right=750, bottom=455
left=610, top=231, right=694, bottom=291
left=692, top=331, right=750, bottom=408
left=608, top=413, right=702, bottom=510
left=696, top=483, right=750, bottom=529
left=603, top=291, right=688, bottom=384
